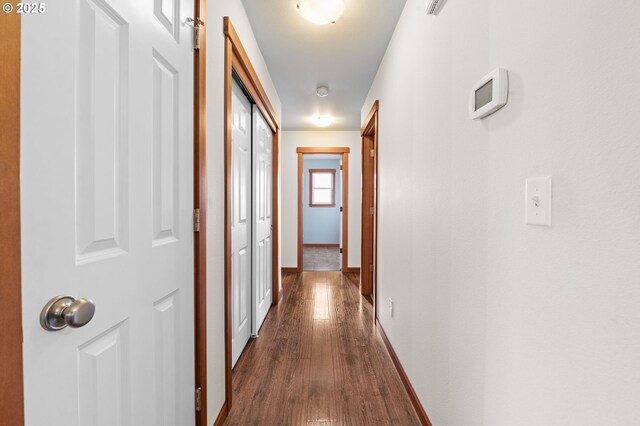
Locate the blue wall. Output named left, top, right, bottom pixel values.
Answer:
left=303, top=158, right=341, bottom=244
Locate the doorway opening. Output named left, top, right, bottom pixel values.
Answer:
left=302, top=156, right=342, bottom=271
left=296, top=147, right=350, bottom=273
left=361, top=101, right=379, bottom=311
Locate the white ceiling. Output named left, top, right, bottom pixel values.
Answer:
left=241, top=0, right=407, bottom=131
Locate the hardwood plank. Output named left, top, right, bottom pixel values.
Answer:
left=307, top=320, right=337, bottom=422
left=223, top=272, right=421, bottom=426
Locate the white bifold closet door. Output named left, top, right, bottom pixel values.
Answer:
left=251, top=105, right=273, bottom=335
left=231, top=80, right=253, bottom=367
left=21, top=0, right=195, bottom=424
left=231, top=83, right=274, bottom=366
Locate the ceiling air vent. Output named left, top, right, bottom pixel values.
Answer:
left=427, top=0, right=447, bottom=15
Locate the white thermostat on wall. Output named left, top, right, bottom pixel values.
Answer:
left=469, top=68, right=509, bottom=119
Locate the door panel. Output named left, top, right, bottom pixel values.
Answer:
left=76, top=0, right=129, bottom=263
left=252, top=106, right=273, bottom=334
left=78, top=321, right=131, bottom=426
left=21, top=0, right=194, bottom=424
left=231, top=80, right=253, bottom=366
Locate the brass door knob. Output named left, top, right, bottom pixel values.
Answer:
left=40, top=295, right=96, bottom=331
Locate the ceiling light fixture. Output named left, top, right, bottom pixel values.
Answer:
left=316, top=86, right=329, bottom=97
left=297, top=0, right=345, bottom=25
left=313, top=115, right=333, bottom=127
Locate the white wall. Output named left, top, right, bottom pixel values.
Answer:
left=363, top=1, right=640, bottom=425
left=205, top=2, right=282, bottom=423
left=281, top=131, right=361, bottom=269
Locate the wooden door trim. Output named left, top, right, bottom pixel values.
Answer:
left=223, top=16, right=281, bottom=416
left=361, top=100, right=379, bottom=311
left=224, top=18, right=280, bottom=130
left=296, top=146, right=350, bottom=154
left=361, top=100, right=379, bottom=135
left=0, top=13, right=24, bottom=426
left=193, top=0, right=207, bottom=424
left=342, top=152, right=349, bottom=275
left=296, top=148, right=350, bottom=273
left=297, top=152, right=303, bottom=271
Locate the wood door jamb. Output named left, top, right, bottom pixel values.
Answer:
left=0, top=12, right=24, bottom=426
left=361, top=100, right=379, bottom=317
left=193, top=0, right=208, bottom=424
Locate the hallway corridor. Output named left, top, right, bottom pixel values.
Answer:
left=224, top=272, right=421, bottom=425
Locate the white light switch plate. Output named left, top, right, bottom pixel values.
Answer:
left=525, top=176, right=552, bottom=226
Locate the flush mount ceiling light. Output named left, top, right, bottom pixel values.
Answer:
left=316, top=86, right=330, bottom=97
left=313, top=115, right=333, bottom=127
left=297, top=0, right=345, bottom=25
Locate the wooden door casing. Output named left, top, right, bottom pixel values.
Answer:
left=295, top=147, right=350, bottom=274
left=0, top=12, right=24, bottom=426
left=361, top=101, right=379, bottom=308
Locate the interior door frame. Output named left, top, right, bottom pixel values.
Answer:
left=296, top=147, right=350, bottom=273
left=361, top=101, right=379, bottom=314
left=0, top=12, right=24, bottom=426
left=223, top=16, right=281, bottom=418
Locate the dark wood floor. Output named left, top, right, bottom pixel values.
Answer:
left=224, top=272, right=421, bottom=426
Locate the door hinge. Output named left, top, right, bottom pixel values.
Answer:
left=195, top=387, right=202, bottom=412
left=193, top=208, right=201, bottom=232
left=340, top=165, right=343, bottom=171
left=187, top=17, right=205, bottom=50
left=340, top=248, right=343, bottom=254
left=370, top=149, right=375, bottom=158
left=340, top=206, right=343, bottom=212
left=369, top=264, right=374, bottom=272
left=370, top=207, right=374, bottom=215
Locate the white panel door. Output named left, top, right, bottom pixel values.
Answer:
left=20, top=0, right=194, bottom=424
left=251, top=106, right=273, bottom=335
left=231, top=80, right=253, bottom=366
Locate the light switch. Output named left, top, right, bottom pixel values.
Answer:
left=525, top=176, right=552, bottom=226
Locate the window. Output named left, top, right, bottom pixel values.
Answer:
left=309, top=169, right=336, bottom=207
